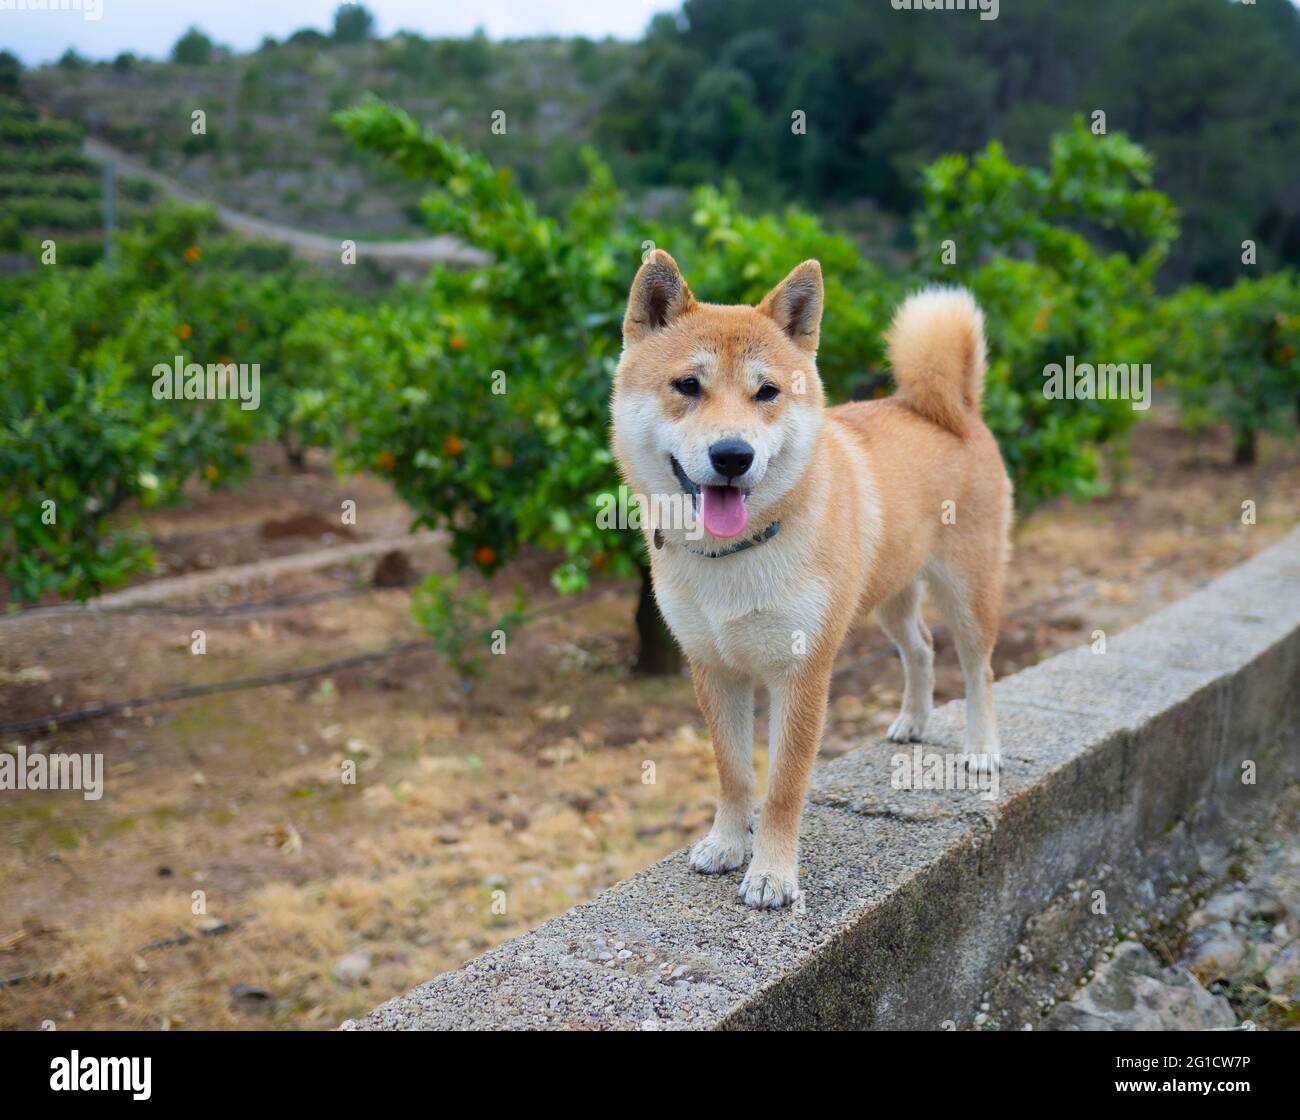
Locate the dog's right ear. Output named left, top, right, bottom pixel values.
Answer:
left=623, top=250, right=695, bottom=346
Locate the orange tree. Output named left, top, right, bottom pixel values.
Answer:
left=329, top=98, right=900, bottom=673
left=329, top=102, right=1177, bottom=672
left=912, top=121, right=1179, bottom=504
left=1158, top=272, right=1300, bottom=464
left=0, top=204, right=340, bottom=601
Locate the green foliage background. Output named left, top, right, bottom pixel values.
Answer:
left=3, top=6, right=1299, bottom=671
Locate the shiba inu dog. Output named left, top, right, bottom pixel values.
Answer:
left=611, top=251, right=1012, bottom=909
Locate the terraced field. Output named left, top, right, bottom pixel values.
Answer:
left=0, top=91, right=157, bottom=266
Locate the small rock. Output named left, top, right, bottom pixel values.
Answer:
left=1265, top=942, right=1300, bottom=996
left=1043, top=942, right=1236, bottom=1032
left=1203, top=887, right=1285, bottom=926
left=229, top=984, right=276, bottom=1015
left=333, top=951, right=372, bottom=984
left=371, top=549, right=415, bottom=588
left=1188, top=921, right=1247, bottom=982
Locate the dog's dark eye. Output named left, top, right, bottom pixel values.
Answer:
left=672, top=377, right=702, bottom=398
left=755, top=383, right=780, bottom=402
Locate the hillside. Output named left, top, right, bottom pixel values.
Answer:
left=0, top=90, right=158, bottom=266
left=17, top=0, right=1300, bottom=289
left=23, top=35, right=636, bottom=241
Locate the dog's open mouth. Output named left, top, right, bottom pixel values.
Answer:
left=670, top=456, right=749, bottom=539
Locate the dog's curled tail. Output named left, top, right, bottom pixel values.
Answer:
left=885, top=286, right=987, bottom=439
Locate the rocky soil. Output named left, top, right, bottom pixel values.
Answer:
left=1031, top=788, right=1300, bottom=1031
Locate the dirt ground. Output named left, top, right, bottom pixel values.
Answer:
left=1, top=408, right=1297, bottom=1030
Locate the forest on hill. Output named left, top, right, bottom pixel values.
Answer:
left=14, top=0, right=1300, bottom=286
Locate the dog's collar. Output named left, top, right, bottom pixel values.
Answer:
left=654, top=520, right=782, bottom=558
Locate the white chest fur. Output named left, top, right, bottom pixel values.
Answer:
left=653, top=532, right=830, bottom=679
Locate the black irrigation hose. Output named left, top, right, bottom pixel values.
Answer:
left=0, top=640, right=436, bottom=737
left=0, top=587, right=611, bottom=737
left=0, top=584, right=1093, bottom=739
left=0, top=915, right=257, bottom=989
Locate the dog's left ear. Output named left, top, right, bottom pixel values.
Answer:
left=758, top=260, right=823, bottom=353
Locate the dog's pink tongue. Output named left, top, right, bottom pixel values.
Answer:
left=701, top=485, right=748, bottom=539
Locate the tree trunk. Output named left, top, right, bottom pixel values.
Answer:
left=1233, top=427, right=1257, bottom=466
left=633, top=563, right=682, bottom=675
left=282, top=436, right=307, bottom=472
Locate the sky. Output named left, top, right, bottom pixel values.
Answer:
left=0, top=0, right=680, bottom=65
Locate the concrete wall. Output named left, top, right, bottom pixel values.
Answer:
left=349, top=527, right=1300, bottom=1030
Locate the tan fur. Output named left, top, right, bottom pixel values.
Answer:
left=611, top=251, right=1012, bottom=909
left=885, top=287, right=987, bottom=438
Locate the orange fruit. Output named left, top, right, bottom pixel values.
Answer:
left=473, top=546, right=496, bottom=567
left=176, top=323, right=192, bottom=340
left=443, top=434, right=464, bottom=456
left=183, top=245, right=201, bottom=263
left=449, top=335, right=466, bottom=351
left=204, top=465, right=219, bottom=482
left=375, top=450, right=396, bottom=471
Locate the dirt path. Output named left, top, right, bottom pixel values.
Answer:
left=1, top=412, right=1296, bottom=1031
left=84, top=137, right=489, bottom=270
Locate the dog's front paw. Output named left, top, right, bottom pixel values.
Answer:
left=689, top=831, right=748, bottom=874
left=887, top=709, right=929, bottom=742
left=737, top=862, right=801, bottom=910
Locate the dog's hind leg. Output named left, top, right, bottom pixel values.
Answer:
left=926, top=557, right=1003, bottom=774
left=875, top=580, right=934, bottom=743
left=688, top=661, right=756, bottom=874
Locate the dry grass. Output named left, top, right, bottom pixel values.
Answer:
left=2, top=410, right=1297, bottom=1030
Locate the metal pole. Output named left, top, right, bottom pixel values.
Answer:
left=102, top=158, right=115, bottom=272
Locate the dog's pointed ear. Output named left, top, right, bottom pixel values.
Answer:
left=624, top=250, right=695, bottom=345
left=758, top=260, right=823, bottom=353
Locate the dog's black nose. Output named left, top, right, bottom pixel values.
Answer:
left=708, top=439, right=754, bottom=480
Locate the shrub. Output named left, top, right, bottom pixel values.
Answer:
left=0, top=205, right=340, bottom=602
left=331, top=101, right=1172, bottom=671
left=172, top=27, right=214, bottom=66
left=912, top=121, right=1179, bottom=504
left=332, top=4, right=375, bottom=45
left=1158, top=272, right=1300, bottom=464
